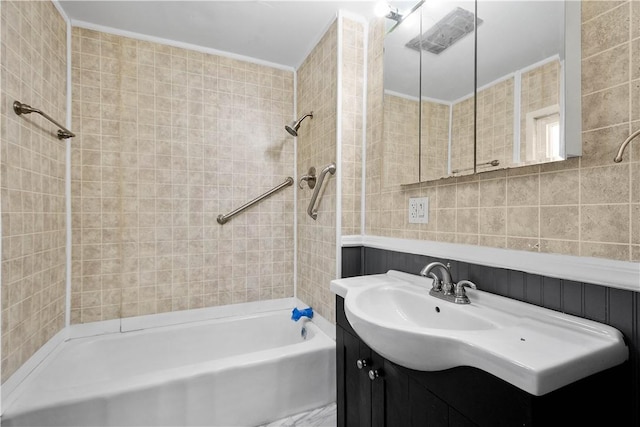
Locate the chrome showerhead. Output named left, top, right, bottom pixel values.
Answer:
left=285, top=112, right=313, bottom=137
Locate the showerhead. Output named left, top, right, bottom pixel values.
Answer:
left=285, top=112, right=313, bottom=137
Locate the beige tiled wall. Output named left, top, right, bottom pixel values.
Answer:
left=71, top=28, right=295, bottom=324
left=1, top=1, right=68, bottom=382
left=341, top=19, right=364, bottom=237
left=366, top=1, right=640, bottom=262
left=296, top=20, right=338, bottom=322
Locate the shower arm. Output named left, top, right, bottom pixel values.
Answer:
left=307, top=162, right=336, bottom=220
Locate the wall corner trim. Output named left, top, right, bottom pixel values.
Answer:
left=341, top=235, right=640, bottom=292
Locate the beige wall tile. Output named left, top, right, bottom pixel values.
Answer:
left=582, top=84, right=629, bottom=131
left=507, top=174, right=539, bottom=206
left=539, top=170, right=580, bottom=205
left=581, top=204, right=629, bottom=243
left=540, top=239, right=580, bottom=256
left=581, top=124, right=632, bottom=167
left=456, top=209, right=479, bottom=235
left=479, top=208, right=506, bottom=236
left=632, top=39, right=640, bottom=81
left=582, top=3, right=629, bottom=59
left=581, top=242, right=630, bottom=261
left=581, top=164, right=630, bottom=204
left=507, top=207, right=539, bottom=238
left=633, top=81, right=640, bottom=122
left=633, top=0, right=640, bottom=39
left=582, top=1, right=626, bottom=22
left=540, top=206, right=579, bottom=240
left=479, top=178, right=506, bottom=207
left=582, top=43, right=629, bottom=94
left=632, top=204, right=640, bottom=244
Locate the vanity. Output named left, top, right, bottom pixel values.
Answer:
left=331, top=271, right=629, bottom=427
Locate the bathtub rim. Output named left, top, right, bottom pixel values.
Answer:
left=1, top=297, right=335, bottom=416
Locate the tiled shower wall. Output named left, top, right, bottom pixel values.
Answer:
left=341, top=19, right=364, bottom=237
left=296, top=21, right=338, bottom=322
left=71, top=28, right=295, bottom=324
left=296, top=16, right=365, bottom=322
left=366, top=1, right=640, bottom=262
left=1, top=1, right=67, bottom=381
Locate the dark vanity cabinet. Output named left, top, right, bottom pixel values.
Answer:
left=336, top=296, right=630, bottom=427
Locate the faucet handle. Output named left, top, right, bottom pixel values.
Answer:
left=454, top=280, right=477, bottom=304
left=428, top=272, right=442, bottom=292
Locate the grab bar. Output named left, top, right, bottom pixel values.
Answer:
left=613, top=129, right=640, bottom=163
left=13, top=100, right=75, bottom=139
left=307, top=162, right=336, bottom=220
left=217, top=177, right=293, bottom=225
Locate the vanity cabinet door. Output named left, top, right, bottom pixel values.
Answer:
left=408, top=377, right=450, bottom=427
left=337, top=325, right=373, bottom=427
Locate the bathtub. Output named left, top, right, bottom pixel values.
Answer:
left=2, top=308, right=336, bottom=426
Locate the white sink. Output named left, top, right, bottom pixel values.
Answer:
left=330, top=270, right=628, bottom=396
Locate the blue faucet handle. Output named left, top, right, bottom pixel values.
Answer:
left=291, top=307, right=314, bottom=321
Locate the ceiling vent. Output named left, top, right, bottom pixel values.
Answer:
left=406, top=7, right=482, bottom=55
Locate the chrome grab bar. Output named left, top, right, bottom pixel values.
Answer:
left=307, top=162, right=336, bottom=220
left=614, top=128, right=640, bottom=163
left=13, top=100, right=75, bottom=139
left=217, top=177, right=293, bottom=225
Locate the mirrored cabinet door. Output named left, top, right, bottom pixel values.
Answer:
left=419, top=1, right=476, bottom=181
left=476, top=0, right=566, bottom=172
left=381, top=1, right=422, bottom=188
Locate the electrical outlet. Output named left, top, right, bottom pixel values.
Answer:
left=409, top=197, right=429, bottom=224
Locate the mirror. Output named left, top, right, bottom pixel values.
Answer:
left=419, top=1, right=476, bottom=181
left=382, top=1, right=422, bottom=187
left=380, top=0, right=581, bottom=187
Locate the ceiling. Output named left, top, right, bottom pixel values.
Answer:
left=58, top=1, right=380, bottom=69
left=59, top=1, right=567, bottom=102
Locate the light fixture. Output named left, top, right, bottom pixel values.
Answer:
left=374, top=1, right=403, bottom=22
left=378, top=0, right=426, bottom=34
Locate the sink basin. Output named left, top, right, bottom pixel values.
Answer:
left=331, top=270, right=628, bottom=396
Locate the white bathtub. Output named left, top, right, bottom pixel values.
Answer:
left=2, top=309, right=336, bottom=426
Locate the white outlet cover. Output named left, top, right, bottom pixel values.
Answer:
left=409, top=197, right=429, bottom=224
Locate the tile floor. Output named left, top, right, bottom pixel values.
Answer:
left=258, top=402, right=337, bottom=427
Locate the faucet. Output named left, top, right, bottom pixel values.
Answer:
left=420, top=262, right=454, bottom=295
left=420, top=262, right=477, bottom=304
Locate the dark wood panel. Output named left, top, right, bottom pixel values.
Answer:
left=562, top=280, right=583, bottom=316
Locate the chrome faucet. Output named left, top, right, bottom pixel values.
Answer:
left=420, top=262, right=476, bottom=304
left=420, top=262, right=454, bottom=295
